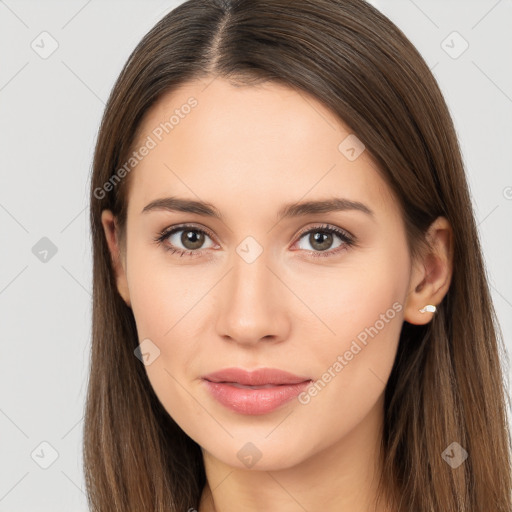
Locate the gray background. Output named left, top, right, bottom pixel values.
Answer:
left=0, top=0, right=511, bottom=510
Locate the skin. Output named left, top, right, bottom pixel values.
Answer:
left=101, top=77, right=453, bottom=512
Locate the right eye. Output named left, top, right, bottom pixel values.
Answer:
left=154, top=224, right=217, bottom=257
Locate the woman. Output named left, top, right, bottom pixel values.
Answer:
left=84, top=0, right=512, bottom=510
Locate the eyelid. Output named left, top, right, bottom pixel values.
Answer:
left=157, top=222, right=218, bottom=243
left=294, top=223, right=354, bottom=244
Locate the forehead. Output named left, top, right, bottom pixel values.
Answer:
left=127, top=77, right=396, bottom=221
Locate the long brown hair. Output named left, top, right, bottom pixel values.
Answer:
left=85, top=0, right=512, bottom=510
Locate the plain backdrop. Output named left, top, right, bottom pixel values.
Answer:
left=0, top=1, right=511, bottom=510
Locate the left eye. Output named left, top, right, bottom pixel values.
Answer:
left=294, top=225, right=353, bottom=255
left=158, top=227, right=216, bottom=253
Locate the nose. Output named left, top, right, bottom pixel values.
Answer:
left=214, top=250, right=291, bottom=347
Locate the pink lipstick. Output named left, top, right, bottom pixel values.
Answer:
left=202, top=367, right=312, bottom=415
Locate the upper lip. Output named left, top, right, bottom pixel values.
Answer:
left=202, top=367, right=311, bottom=386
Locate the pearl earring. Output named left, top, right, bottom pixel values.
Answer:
left=419, top=304, right=436, bottom=313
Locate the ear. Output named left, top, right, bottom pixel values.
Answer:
left=101, top=209, right=131, bottom=307
left=403, top=216, right=453, bottom=325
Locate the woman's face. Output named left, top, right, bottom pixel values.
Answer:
left=105, top=77, right=416, bottom=471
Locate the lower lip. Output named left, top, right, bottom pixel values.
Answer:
left=202, top=380, right=312, bottom=415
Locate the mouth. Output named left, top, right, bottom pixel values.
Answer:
left=201, top=367, right=313, bottom=415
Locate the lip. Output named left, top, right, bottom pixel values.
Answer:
left=201, top=367, right=312, bottom=415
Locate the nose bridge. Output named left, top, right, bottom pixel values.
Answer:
left=215, top=244, right=289, bottom=344
left=231, top=248, right=272, bottom=303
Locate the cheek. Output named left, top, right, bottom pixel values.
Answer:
left=289, top=238, right=409, bottom=349
left=302, top=277, right=403, bottom=397
left=127, top=269, right=201, bottom=428
left=126, top=237, right=208, bottom=341
left=299, top=247, right=409, bottom=422
left=125, top=248, right=212, bottom=419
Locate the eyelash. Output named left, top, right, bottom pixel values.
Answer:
left=153, top=223, right=356, bottom=259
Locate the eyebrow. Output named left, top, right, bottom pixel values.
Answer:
left=141, top=196, right=374, bottom=220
